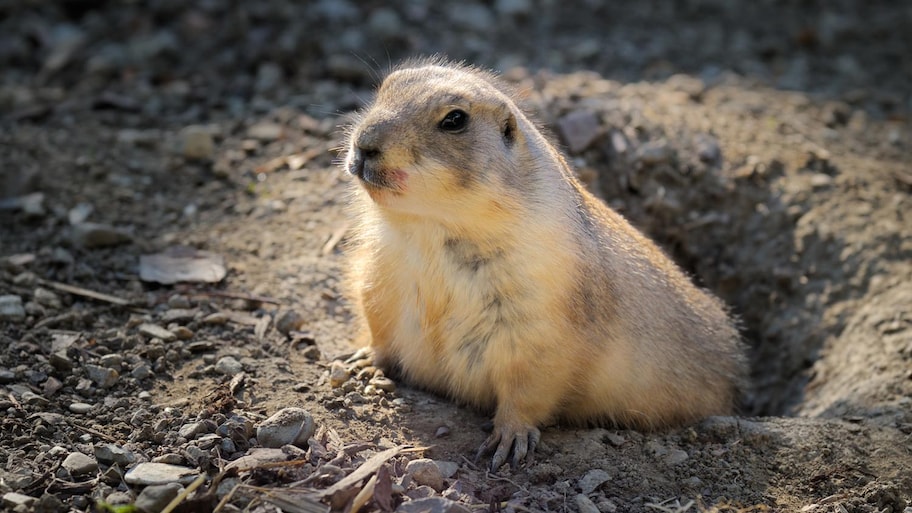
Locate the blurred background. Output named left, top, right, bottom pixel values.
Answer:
left=2, top=0, right=910, bottom=121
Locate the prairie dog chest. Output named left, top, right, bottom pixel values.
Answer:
left=381, top=229, right=527, bottom=388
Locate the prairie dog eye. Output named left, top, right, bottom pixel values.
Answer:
left=439, top=109, right=469, bottom=133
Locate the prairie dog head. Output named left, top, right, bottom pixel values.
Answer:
left=345, top=60, right=532, bottom=224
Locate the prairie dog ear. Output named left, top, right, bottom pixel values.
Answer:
left=502, top=112, right=518, bottom=146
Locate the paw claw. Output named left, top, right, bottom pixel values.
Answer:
left=476, top=423, right=541, bottom=471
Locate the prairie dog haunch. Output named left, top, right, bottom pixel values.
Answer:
left=343, top=58, right=746, bottom=470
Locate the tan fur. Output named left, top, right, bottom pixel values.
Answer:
left=342, top=58, right=746, bottom=467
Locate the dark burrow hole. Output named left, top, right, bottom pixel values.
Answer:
left=594, top=149, right=846, bottom=417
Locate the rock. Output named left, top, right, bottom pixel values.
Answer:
left=131, top=364, right=153, bottom=379
left=215, top=356, right=243, bottom=376
left=32, top=288, right=61, bottom=309
left=179, top=125, right=215, bottom=160
left=225, top=448, right=288, bottom=471
left=62, top=452, right=98, bottom=476
left=95, top=443, right=135, bottom=466
left=99, top=353, right=123, bottom=368
left=0, top=295, right=26, bottom=322
left=124, top=462, right=200, bottom=486
left=139, top=248, right=226, bottom=285
left=84, top=364, right=119, bottom=388
left=21, top=390, right=48, bottom=405
left=578, top=469, right=611, bottom=494
left=275, top=309, right=305, bottom=335
left=69, top=402, right=93, bottom=414
left=68, top=202, right=94, bottom=225
left=256, top=407, right=315, bottom=449
left=695, top=133, right=722, bottom=164
left=138, top=323, right=177, bottom=342
left=162, top=308, right=197, bottom=324
left=329, top=361, right=350, bottom=388
left=152, top=454, right=184, bottom=465
left=435, top=460, right=459, bottom=479
left=71, top=222, right=132, bottom=248
left=406, top=458, right=445, bottom=492
left=247, top=122, right=284, bottom=141
left=135, top=483, right=184, bottom=513
left=635, top=139, right=674, bottom=166
left=665, top=449, right=689, bottom=465
left=178, top=421, right=207, bottom=439
left=2, top=492, right=36, bottom=510
left=20, top=192, right=46, bottom=217
left=575, top=494, right=600, bottom=513
left=49, top=351, right=74, bottom=371
left=557, top=110, right=600, bottom=153
left=369, top=375, right=396, bottom=393
left=0, top=368, right=15, bottom=383
left=42, top=375, right=61, bottom=395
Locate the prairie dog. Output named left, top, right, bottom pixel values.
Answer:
left=342, top=58, right=746, bottom=470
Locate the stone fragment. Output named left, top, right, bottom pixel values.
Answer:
left=135, top=483, right=184, bottom=513
left=180, top=125, right=215, bottom=160
left=275, top=309, right=305, bottom=335
left=69, top=402, right=93, bottom=414
left=95, top=444, right=136, bottom=466
left=406, top=458, right=444, bottom=492
left=329, top=361, right=350, bottom=388
left=215, top=356, right=243, bottom=376
left=575, top=494, right=600, bottom=513
left=138, top=323, right=177, bottom=342
left=256, top=407, right=315, bottom=449
left=62, top=452, right=98, bottom=476
left=369, top=375, right=396, bottom=393
left=124, top=462, right=199, bottom=486
left=84, top=364, right=119, bottom=388
left=0, top=295, right=25, bottom=322
left=557, top=110, right=600, bottom=153
left=635, top=139, right=673, bottom=166
left=2, top=492, right=36, bottom=510
left=578, top=469, right=611, bottom=494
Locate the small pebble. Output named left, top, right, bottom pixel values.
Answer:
left=275, top=309, right=305, bottom=335
left=95, top=444, right=135, bottom=466
left=62, top=452, right=98, bottom=477
left=124, top=462, right=200, bottom=486
left=69, top=402, right=93, bottom=414
left=575, top=494, right=600, bottom=513
left=84, top=364, right=119, bottom=388
left=329, top=361, right=350, bottom=388
left=138, top=323, right=177, bottom=342
left=557, top=110, right=600, bottom=154
left=180, top=125, right=215, bottom=160
left=369, top=375, right=396, bottom=393
left=135, top=483, right=184, bottom=513
left=405, top=458, right=444, bottom=492
left=665, top=449, right=689, bottom=466
left=256, top=407, right=315, bottom=449
left=578, top=469, right=611, bottom=494
left=0, top=295, right=26, bottom=322
left=215, top=356, right=243, bottom=376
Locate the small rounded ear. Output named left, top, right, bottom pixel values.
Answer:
left=502, top=112, right=518, bottom=146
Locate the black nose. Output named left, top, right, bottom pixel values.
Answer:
left=349, top=146, right=380, bottom=179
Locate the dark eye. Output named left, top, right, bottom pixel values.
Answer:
left=439, top=109, right=469, bottom=133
